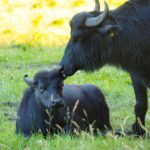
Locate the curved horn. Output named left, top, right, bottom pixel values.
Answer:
left=85, top=1, right=109, bottom=27
left=94, top=0, right=100, bottom=12
left=24, top=74, right=34, bottom=87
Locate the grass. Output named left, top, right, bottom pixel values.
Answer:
left=0, top=45, right=150, bottom=150
left=0, top=0, right=149, bottom=149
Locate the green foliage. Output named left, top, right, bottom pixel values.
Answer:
left=0, top=46, right=150, bottom=149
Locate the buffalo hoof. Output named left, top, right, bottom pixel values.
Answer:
left=115, top=124, right=146, bottom=137
left=23, top=133, right=31, bottom=138
left=115, top=128, right=150, bottom=138
left=132, top=123, right=146, bottom=137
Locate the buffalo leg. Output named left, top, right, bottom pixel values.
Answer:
left=130, top=74, right=148, bottom=136
left=102, top=102, right=112, bottom=131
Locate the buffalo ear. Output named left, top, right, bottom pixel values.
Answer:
left=100, top=25, right=121, bottom=37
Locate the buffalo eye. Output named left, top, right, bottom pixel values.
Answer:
left=77, top=25, right=86, bottom=30
left=39, top=86, right=44, bottom=93
left=72, top=36, right=79, bottom=42
left=72, top=32, right=83, bottom=42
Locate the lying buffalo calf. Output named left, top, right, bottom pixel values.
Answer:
left=16, top=66, right=112, bottom=136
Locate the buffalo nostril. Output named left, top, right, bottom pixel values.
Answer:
left=52, top=101, right=56, bottom=106
left=51, top=99, right=64, bottom=107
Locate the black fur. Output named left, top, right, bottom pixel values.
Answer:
left=16, top=67, right=112, bottom=137
left=60, top=0, right=150, bottom=136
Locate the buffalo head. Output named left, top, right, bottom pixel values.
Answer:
left=60, top=0, right=121, bottom=76
left=24, top=66, right=65, bottom=109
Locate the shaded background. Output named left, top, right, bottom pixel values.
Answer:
left=0, top=0, right=126, bottom=47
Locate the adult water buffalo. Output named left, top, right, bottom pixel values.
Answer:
left=16, top=66, right=111, bottom=137
left=60, top=0, right=150, bottom=136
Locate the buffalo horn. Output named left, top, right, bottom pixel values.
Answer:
left=94, top=0, right=100, bottom=12
left=85, top=1, right=109, bottom=27
left=24, top=74, right=33, bottom=87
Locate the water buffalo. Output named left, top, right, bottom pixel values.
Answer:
left=60, top=0, right=150, bottom=136
left=16, top=66, right=112, bottom=137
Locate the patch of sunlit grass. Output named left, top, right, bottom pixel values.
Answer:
left=0, top=46, right=150, bottom=149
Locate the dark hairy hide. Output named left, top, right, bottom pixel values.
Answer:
left=72, top=1, right=150, bottom=77
left=108, top=3, right=150, bottom=77
left=60, top=0, right=150, bottom=136
left=16, top=68, right=112, bottom=137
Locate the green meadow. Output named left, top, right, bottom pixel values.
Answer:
left=0, top=0, right=149, bottom=149
left=0, top=45, right=150, bottom=150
